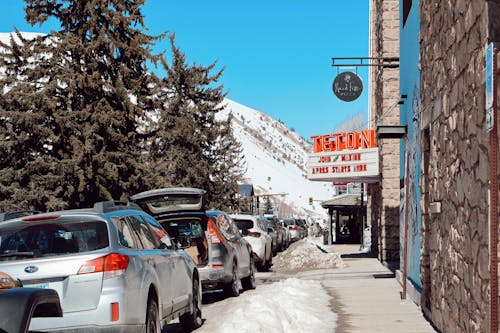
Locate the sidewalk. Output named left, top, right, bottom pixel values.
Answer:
left=297, top=244, right=437, bottom=333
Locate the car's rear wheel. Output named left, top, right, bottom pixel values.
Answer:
left=145, top=297, right=160, bottom=333
left=266, top=252, right=272, bottom=271
left=224, top=262, right=240, bottom=297
left=179, top=275, right=203, bottom=332
left=241, top=260, right=257, bottom=290
left=260, top=248, right=271, bottom=272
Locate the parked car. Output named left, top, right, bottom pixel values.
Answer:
left=230, top=214, right=272, bottom=272
left=130, top=187, right=256, bottom=297
left=282, top=217, right=304, bottom=242
left=262, top=215, right=286, bottom=251
left=0, top=201, right=202, bottom=333
left=1, top=271, right=63, bottom=333
left=279, top=220, right=292, bottom=248
left=296, top=218, right=308, bottom=239
left=260, top=218, right=278, bottom=255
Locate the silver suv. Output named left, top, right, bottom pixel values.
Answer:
left=0, top=201, right=202, bottom=332
left=131, top=188, right=256, bottom=297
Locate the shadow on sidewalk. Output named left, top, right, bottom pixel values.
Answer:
left=339, top=249, right=400, bottom=275
left=339, top=252, right=373, bottom=259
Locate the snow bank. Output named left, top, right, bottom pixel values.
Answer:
left=217, top=278, right=337, bottom=333
left=272, top=238, right=344, bottom=272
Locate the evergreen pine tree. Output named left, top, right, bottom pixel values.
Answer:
left=149, top=35, right=244, bottom=208
left=264, top=196, right=273, bottom=214
left=209, top=112, right=245, bottom=210
left=0, top=0, right=162, bottom=211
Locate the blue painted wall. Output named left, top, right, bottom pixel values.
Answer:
left=399, top=0, right=422, bottom=290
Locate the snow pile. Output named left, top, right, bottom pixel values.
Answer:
left=272, top=239, right=344, bottom=272
left=217, top=278, right=337, bottom=333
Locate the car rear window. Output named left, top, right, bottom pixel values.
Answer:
left=0, top=219, right=109, bottom=261
left=233, top=219, right=254, bottom=231
left=161, top=218, right=203, bottom=239
left=283, top=219, right=296, bottom=226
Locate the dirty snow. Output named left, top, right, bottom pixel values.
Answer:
left=272, top=238, right=345, bottom=273
left=189, top=278, right=337, bottom=333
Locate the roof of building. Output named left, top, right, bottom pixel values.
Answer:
left=238, top=184, right=254, bottom=197
left=321, top=194, right=365, bottom=208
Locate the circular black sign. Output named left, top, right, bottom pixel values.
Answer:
left=332, top=71, right=363, bottom=102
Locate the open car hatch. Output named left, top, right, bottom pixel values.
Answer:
left=130, top=187, right=207, bottom=216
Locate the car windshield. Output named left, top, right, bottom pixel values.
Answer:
left=283, top=220, right=296, bottom=226
left=0, top=219, right=109, bottom=261
left=233, top=219, right=254, bottom=231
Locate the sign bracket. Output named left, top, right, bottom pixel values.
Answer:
left=332, top=57, right=400, bottom=69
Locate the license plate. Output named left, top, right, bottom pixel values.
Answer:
left=24, top=282, right=61, bottom=299
left=25, top=282, right=49, bottom=289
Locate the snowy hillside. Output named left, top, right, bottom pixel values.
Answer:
left=0, top=32, right=335, bottom=221
left=219, top=99, right=335, bottom=221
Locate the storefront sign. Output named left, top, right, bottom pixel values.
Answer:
left=307, top=129, right=379, bottom=182
left=311, top=129, right=375, bottom=153
left=332, top=71, right=363, bottom=102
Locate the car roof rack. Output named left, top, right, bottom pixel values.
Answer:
left=93, top=201, right=142, bottom=213
left=0, top=210, right=42, bottom=222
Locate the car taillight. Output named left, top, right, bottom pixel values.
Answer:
left=78, top=253, right=129, bottom=278
left=249, top=231, right=261, bottom=238
left=208, top=219, right=223, bottom=244
left=274, top=230, right=279, bottom=234
left=290, top=226, right=297, bottom=230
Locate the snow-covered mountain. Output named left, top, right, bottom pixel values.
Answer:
left=0, top=32, right=335, bottom=221
left=219, top=99, right=335, bottom=221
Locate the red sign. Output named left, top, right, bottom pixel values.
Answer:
left=310, top=129, right=376, bottom=153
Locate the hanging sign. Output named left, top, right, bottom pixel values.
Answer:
left=307, top=129, right=380, bottom=182
left=332, top=71, right=363, bottom=102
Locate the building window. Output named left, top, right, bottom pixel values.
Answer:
left=403, top=0, right=412, bottom=27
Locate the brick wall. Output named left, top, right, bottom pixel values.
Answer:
left=369, top=0, right=401, bottom=266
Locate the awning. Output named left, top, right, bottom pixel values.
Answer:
left=321, top=194, right=365, bottom=208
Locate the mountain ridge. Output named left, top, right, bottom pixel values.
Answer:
left=220, top=98, right=334, bottom=221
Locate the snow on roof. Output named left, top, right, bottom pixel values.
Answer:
left=238, top=184, right=254, bottom=197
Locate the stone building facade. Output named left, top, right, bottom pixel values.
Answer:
left=368, top=0, right=401, bottom=267
left=368, top=0, right=500, bottom=331
left=419, top=1, right=500, bottom=331
left=371, top=0, right=500, bottom=331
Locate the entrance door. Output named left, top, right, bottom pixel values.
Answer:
left=335, top=207, right=364, bottom=244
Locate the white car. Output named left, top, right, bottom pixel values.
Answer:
left=230, top=214, right=273, bottom=272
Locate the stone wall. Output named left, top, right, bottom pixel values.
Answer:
left=419, top=0, right=494, bottom=331
left=368, top=0, right=401, bottom=266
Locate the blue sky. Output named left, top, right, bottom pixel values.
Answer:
left=1, top=0, right=369, bottom=140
